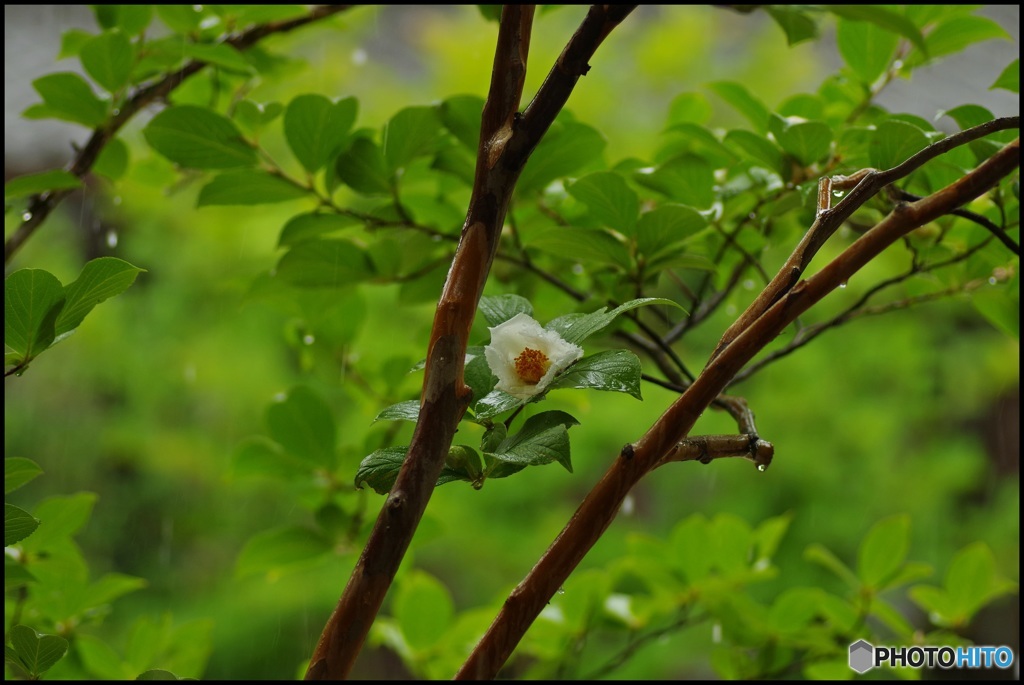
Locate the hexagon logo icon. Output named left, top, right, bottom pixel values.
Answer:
left=849, top=639, right=875, bottom=674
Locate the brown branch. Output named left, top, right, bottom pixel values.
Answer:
left=304, top=5, right=637, bottom=679
left=708, top=116, right=1019, bottom=362
left=454, top=137, right=1019, bottom=680
left=5, top=5, right=351, bottom=265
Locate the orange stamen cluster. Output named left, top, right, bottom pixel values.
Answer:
left=514, top=347, right=551, bottom=384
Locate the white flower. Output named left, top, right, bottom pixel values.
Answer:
left=484, top=312, right=583, bottom=400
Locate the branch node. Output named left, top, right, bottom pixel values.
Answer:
left=619, top=443, right=634, bottom=460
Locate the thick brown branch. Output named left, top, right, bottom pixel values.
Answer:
left=455, top=137, right=1019, bottom=680
left=306, top=5, right=637, bottom=680
left=5, top=5, right=350, bottom=265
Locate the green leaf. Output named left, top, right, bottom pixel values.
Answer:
left=394, top=572, right=455, bottom=651
left=20, top=492, right=97, bottom=551
left=5, top=170, right=82, bottom=201
left=707, top=81, right=771, bottom=133
left=373, top=400, right=420, bottom=423
left=724, top=130, right=787, bottom=178
left=711, top=513, right=753, bottom=574
left=769, top=114, right=833, bottom=166
left=826, top=5, right=927, bottom=55
left=548, top=349, right=642, bottom=399
left=355, top=446, right=407, bottom=494
left=97, top=5, right=152, bottom=35
left=764, top=6, right=819, bottom=46
left=473, top=390, right=524, bottom=419
left=59, top=29, right=94, bottom=59
left=232, top=435, right=309, bottom=480
left=155, top=5, right=203, bottom=33
left=55, top=257, right=144, bottom=337
left=80, top=30, right=134, bottom=92
left=278, top=212, right=359, bottom=247
left=754, top=513, right=792, bottom=562
left=992, top=58, right=1019, bottom=93
left=944, top=542, right=1016, bottom=620
left=665, top=92, right=712, bottom=127
left=5, top=268, right=65, bottom=364
left=633, top=154, right=715, bottom=208
left=26, top=72, right=108, bottom=127
left=490, top=410, right=579, bottom=472
left=93, top=137, right=130, bottom=180
left=9, top=625, right=68, bottom=677
left=971, top=282, right=1018, bottom=338
left=567, top=171, right=639, bottom=234
left=143, top=105, right=257, bottom=169
left=438, top=95, right=484, bottom=149
left=912, top=15, right=1010, bottom=65
left=770, top=588, right=820, bottom=633
left=465, top=352, right=497, bottom=404
left=804, top=543, right=859, bottom=589
left=180, top=42, right=253, bottom=73
left=836, top=17, right=900, bottom=84
left=5, top=458, right=44, bottom=494
left=546, top=297, right=682, bottom=346
left=88, top=572, right=148, bottom=607
left=265, top=386, right=336, bottom=469
left=869, top=119, right=928, bottom=170
left=336, top=137, right=393, bottom=194
left=670, top=514, right=712, bottom=582
left=4, top=504, right=40, bottom=546
left=383, top=106, right=442, bottom=173
left=517, top=121, right=606, bottom=194
left=233, top=100, right=284, bottom=138
left=234, top=526, right=332, bottom=578
left=857, top=514, right=909, bottom=587
left=529, top=226, right=631, bottom=269
left=197, top=169, right=308, bottom=206
left=276, top=239, right=374, bottom=288
left=285, top=94, right=358, bottom=173
left=137, top=669, right=186, bottom=680
left=478, top=294, right=533, bottom=327
left=636, top=203, right=708, bottom=259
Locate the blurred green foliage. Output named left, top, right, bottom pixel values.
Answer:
left=5, top=5, right=1019, bottom=680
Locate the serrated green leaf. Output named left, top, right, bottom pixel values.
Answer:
left=546, top=297, right=682, bottom=346
left=5, top=170, right=82, bottom=200
left=765, top=6, right=819, bottom=46
left=567, top=171, right=639, bottom=234
left=991, top=58, right=1019, bottom=93
left=355, top=446, right=407, bottom=494
left=55, top=257, right=144, bottom=337
left=769, top=114, right=833, bottom=166
left=636, top=203, right=708, bottom=259
left=517, top=121, right=606, bottom=194
left=438, top=95, right=484, bottom=149
left=707, top=81, right=771, bottom=133
left=827, top=5, right=927, bottom=55
left=836, top=17, right=900, bottom=84
left=480, top=422, right=507, bottom=454
left=724, top=129, right=787, bottom=177
left=234, top=526, right=332, bottom=578
left=275, top=238, right=374, bottom=288
left=548, top=349, right=642, bottom=399
left=285, top=94, right=358, bottom=173
left=94, top=137, right=130, bottom=180
left=20, top=492, right=97, bottom=551
left=265, top=386, right=336, bottom=469
left=5, top=458, right=44, bottom=494
left=180, top=42, right=252, bottom=73
left=143, top=105, right=257, bottom=169
left=10, top=625, right=68, bottom=677
left=666, top=92, right=712, bottom=127
left=374, top=400, right=420, bottom=423
left=529, top=226, right=631, bottom=268
left=197, top=169, right=308, bottom=206
left=5, top=504, right=40, bottom=546
left=383, top=106, right=442, bottom=172
left=633, top=154, right=715, bottom=208
left=464, top=350, right=496, bottom=403
left=5, top=268, right=65, bottom=363
left=277, top=212, right=359, bottom=247
left=869, top=119, right=928, bottom=169
left=490, top=410, right=578, bottom=472
left=394, top=572, right=455, bottom=651
left=80, top=30, right=134, bottom=92
left=857, top=514, right=909, bottom=587
left=478, top=294, right=534, bottom=327
left=27, top=72, right=108, bottom=127
left=336, top=137, right=393, bottom=194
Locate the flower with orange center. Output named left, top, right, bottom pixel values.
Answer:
left=484, top=313, right=583, bottom=399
